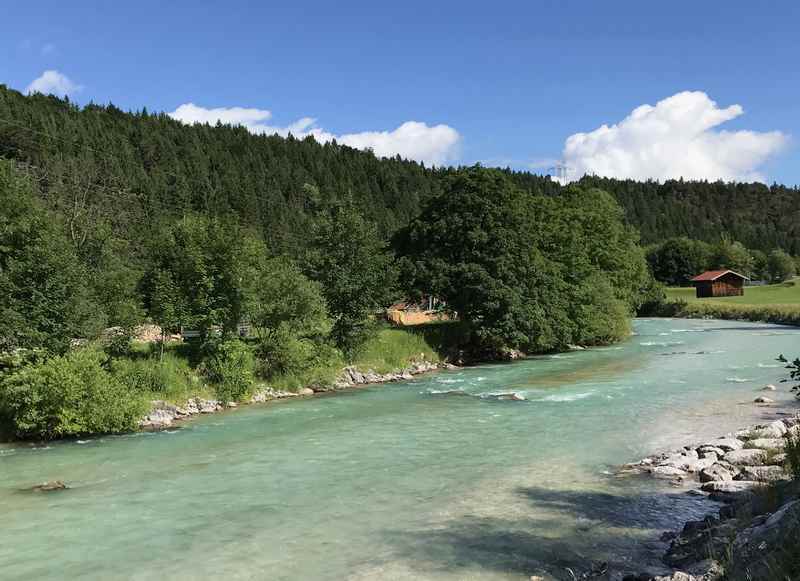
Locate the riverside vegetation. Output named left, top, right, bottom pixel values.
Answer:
left=0, top=151, right=656, bottom=441
left=2, top=85, right=799, bottom=441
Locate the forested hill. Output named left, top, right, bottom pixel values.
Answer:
left=1, top=84, right=799, bottom=254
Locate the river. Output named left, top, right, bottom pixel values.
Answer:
left=1, top=318, right=799, bottom=580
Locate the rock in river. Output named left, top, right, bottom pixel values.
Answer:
left=736, top=465, right=788, bottom=482
left=649, top=465, right=688, bottom=479
left=699, top=464, right=735, bottom=483
left=724, top=449, right=767, bottom=466
left=700, top=480, right=761, bottom=494
left=748, top=438, right=785, bottom=450
left=28, top=481, right=68, bottom=492
left=704, top=438, right=743, bottom=452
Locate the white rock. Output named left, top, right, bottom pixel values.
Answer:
left=754, top=396, right=774, bottom=404
left=737, top=465, right=788, bottom=481
left=701, top=480, right=762, bottom=493
left=649, top=466, right=688, bottom=479
left=707, top=438, right=744, bottom=452
left=749, top=438, right=786, bottom=450
left=724, top=449, right=767, bottom=466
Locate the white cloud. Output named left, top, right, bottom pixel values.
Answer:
left=559, top=91, right=788, bottom=183
left=169, top=103, right=460, bottom=166
left=25, top=70, right=81, bottom=97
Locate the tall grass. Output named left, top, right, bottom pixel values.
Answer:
left=657, top=300, right=800, bottom=327
left=109, top=353, right=209, bottom=403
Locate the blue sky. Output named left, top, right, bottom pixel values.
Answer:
left=3, top=1, right=799, bottom=184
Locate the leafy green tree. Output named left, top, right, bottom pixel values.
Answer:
left=247, top=257, right=334, bottom=377
left=750, top=249, right=769, bottom=281
left=0, top=160, right=101, bottom=353
left=766, top=249, right=796, bottom=283
left=144, top=215, right=265, bottom=339
left=0, top=348, right=148, bottom=439
left=646, top=237, right=712, bottom=286
left=202, top=339, right=256, bottom=403
left=305, top=200, right=396, bottom=354
left=397, top=167, right=650, bottom=354
left=710, top=238, right=754, bottom=276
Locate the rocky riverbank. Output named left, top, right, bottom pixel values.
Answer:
left=139, top=359, right=451, bottom=429
left=618, top=410, right=800, bottom=580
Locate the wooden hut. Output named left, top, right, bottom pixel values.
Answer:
left=690, top=270, right=748, bottom=298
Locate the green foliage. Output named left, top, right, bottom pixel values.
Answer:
left=766, top=249, right=796, bottom=283
left=352, top=326, right=441, bottom=373
left=304, top=201, right=397, bottom=353
left=710, top=238, right=754, bottom=277
left=397, top=167, right=649, bottom=355
left=0, top=160, right=102, bottom=353
left=0, top=348, right=148, bottom=439
left=646, top=237, right=713, bottom=286
left=201, top=340, right=256, bottom=402
left=144, top=215, right=266, bottom=337
left=665, top=301, right=800, bottom=327
left=109, top=353, right=195, bottom=398
left=248, top=257, right=331, bottom=341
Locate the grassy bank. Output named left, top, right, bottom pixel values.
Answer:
left=268, top=321, right=466, bottom=390
left=660, top=279, right=800, bottom=326
left=665, top=278, right=800, bottom=305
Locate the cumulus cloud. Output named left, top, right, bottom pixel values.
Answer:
left=169, top=103, right=460, bottom=166
left=25, top=70, right=81, bottom=97
left=560, top=91, right=787, bottom=183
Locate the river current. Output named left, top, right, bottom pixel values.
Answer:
left=1, top=318, right=799, bottom=579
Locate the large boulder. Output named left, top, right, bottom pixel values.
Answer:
left=736, top=465, right=789, bottom=482
left=725, top=499, right=800, bottom=580
left=699, top=464, right=735, bottom=482
left=740, top=421, right=786, bottom=440
left=724, top=449, right=767, bottom=466
left=704, top=438, right=744, bottom=452
left=748, top=438, right=785, bottom=450
left=701, top=480, right=761, bottom=494
left=649, top=465, right=688, bottom=480
left=697, top=446, right=725, bottom=458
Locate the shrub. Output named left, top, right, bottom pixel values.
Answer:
left=255, top=329, right=343, bottom=388
left=202, top=340, right=255, bottom=403
left=0, top=348, right=148, bottom=439
left=109, top=353, right=194, bottom=398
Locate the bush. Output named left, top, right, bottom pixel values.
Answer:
left=255, top=329, right=343, bottom=389
left=202, top=340, right=255, bottom=403
left=0, top=348, right=148, bottom=439
left=669, top=302, right=800, bottom=326
left=109, top=353, right=194, bottom=398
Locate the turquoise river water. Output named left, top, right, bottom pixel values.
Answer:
left=1, top=318, right=799, bottom=580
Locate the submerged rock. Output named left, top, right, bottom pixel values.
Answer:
left=28, top=480, right=68, bottom=492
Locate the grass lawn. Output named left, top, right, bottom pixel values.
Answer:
left=666, top=278, right=800, bottom=306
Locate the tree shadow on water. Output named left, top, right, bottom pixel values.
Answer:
left=382, top=483, right=710, bottom=579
